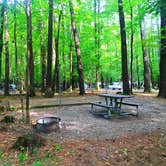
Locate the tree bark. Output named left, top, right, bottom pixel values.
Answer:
left=158, top=0, right=166, bottom=98
left=140, top=19, right=151, bottom=93
left=39, top=3, right=46, bottom=93
left=129, top=0, right=133, bottom=94
left=61, top=17, right=67, bottom=91
left=40, top=24, right=46, bottom=93
left=69, top=27, right=73, bottom=92
left=14, top=0, right=18, bottom=82
left=136, top=54, right=140, bottom=88
left=53, top=9, right=62, bottom=93
left=0, top=2, right=5, bottom=80
left=4, top=0, right=9, bottom=96
left=94, top=0, right=101, bottom=90
left=46, top=0, right=53, bottom=91
left=69, top=0, right=85, bottom=95
left=25, top=0, right=35, bottom=97
left=118, top=0, right=130, bottom=94
left=25, top=0, right=32, bottom=123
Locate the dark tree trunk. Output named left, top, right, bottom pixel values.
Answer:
left=53, top=9, right=62, bottom=93
left=0, top=2, right=4, bottom=80
left=25, top=0, right=35, bottom=97
left=140, top=19, right=151, bottom=93
left=100, top=73, right=104, bottom=88
left=69, top=27, right=73, bottom=92
left=158, top=0, right=166, bottom=98
left=25, top=0, right=32, bottom=123
left=4, top=0, right=9, bottom=96
left=46, top=0, right=53, bottom=91
left=136, top=54, right=140, bottom=88
left=69, top=0, right=85, bottom=95
left=14, top=0, right=18, bottom=82
left=94, top=0, right=101, bottom=90
left=40, top=26, right=46, bottom=93
left=61, top=17, right=67, bottom=91
left=39, top=5, right=46, bottom=93
left=118, top=0, right=130, bottom=94
left=129, top=0, right=133, bottom=94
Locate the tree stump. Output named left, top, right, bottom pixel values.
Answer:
left=12, top=133, right=45, bottom=154
left=1, top=115, right=16, bottom=123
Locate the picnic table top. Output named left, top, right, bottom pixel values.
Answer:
left=98, top=93, right=133, bottom=98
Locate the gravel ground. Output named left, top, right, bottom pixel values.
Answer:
left=28, top=94, right=166, bottom=140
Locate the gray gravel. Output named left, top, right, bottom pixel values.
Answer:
left=30, top=95, right=166, bottom=140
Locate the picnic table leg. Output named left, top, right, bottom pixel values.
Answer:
left=105, top=97, right=108, bottom=105
left=90, top=104, right=94, bottom=113
left=109, top=98, right=113, bottom=106
left=136, top=106, right=139, bottom=117
left=108, top=108, right=112, bottom=117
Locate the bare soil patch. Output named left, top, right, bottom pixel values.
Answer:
left=0, top=93, right=166, bottom=165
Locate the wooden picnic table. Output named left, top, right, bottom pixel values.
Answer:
left=98, top=93, right=132, bottom=114
left=90, top=94, right=133, bottom=118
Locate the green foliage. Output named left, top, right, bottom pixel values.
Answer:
left=18, top=152, right=27, bottom=163
left=0, top=0, right=160, bottom=88
left=0, top=150, right=3, bottom=160
left=122, top=147, right=129, bottom=156
left=2, top=161, right=12, bottom=166
left=54, top=144, right=62, bottom=151
left=32, top=161, right=44, bottom=166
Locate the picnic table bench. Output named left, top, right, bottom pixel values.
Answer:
left=90, top=102, right=113, bottom=118
left=119, top=101, right=143, bottom=116
left=89, top=94, right=143, bottom=118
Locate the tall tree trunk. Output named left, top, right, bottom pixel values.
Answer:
left=61, top=16, right=67, bottom=91
left=4, top=0, right=9, bottom=96
left=0, top=2, right=5, bottom=80
left=39, top=2, right=46, bottom=93
left=40, top=24, right=46, bottom=93
left=94, top=0, right=98, bottom=89
left=53, top=9, right=62, bottom=93
left=69, top=27, right=73, bottom=92
left=46, top=0, right=53, bottom=92
left=158, top=0, right=166, bottom=98
left=25, top=0, right=33, bottom=123
left=136, top=54, right=140, bottom=88
left=25, top=0, right=35, bottom=97
left=140, top=19, right=151, bottom=93
left=14, top=0, right=18, bottom=82
left=118, top=0, right=130, bottom=94
left=129, top=0, right=133, bottom=94
left=69, top=0, right=85, bottom=95
left=94, top=0, right=101, bottom=90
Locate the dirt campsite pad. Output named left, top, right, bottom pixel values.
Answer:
left=0, top=93, right=166, bottom=165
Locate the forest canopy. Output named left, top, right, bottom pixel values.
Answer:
left=0, top=0, right=163, bottom=96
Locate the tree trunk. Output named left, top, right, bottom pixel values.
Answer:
left=46, top=0, right=53, bottom=91
left=136, top=54, right=140, bottom=88
left=129, top=0, right=133, bottom=94
left=25, top=0, right=35, bottom=97
left=61, top=17, right=67, bottom=91
left=4, top=0, right=9, bottom=96
left=14, top=0, right=18, bottom=82
left=140, top=19, right=151, bottom=93
left=0, top=2, right=5, bottom=80
left=158, top=0, right=166, bottom=98
left=69, top=0, right=85, bottom=95
left=69, top=27, right=73, bottom=92
left=25, top=0, right=32, bottom=123
left=118, top=0, right=130, bottom=94
left=40, top=25, right=46, bottom=93
left=94, top=0, right=101, bottom=90
left=39, top=3, right=46, bottom=93
left=53, top=9, right=62, bottom=93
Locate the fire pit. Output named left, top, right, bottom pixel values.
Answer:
left=34, top=117, right=61, bottom=133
